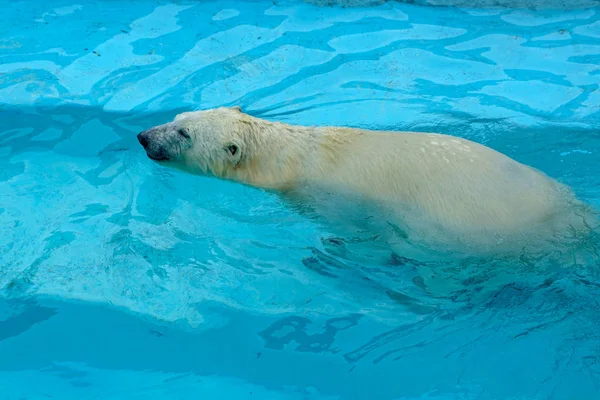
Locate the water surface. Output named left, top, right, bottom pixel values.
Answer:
left=1, top=0, right=600, bottom=398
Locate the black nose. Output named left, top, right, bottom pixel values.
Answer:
left=137, top=131, right=149, bottom=148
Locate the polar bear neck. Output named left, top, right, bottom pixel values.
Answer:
left=225, top=116, right=356, bottom=191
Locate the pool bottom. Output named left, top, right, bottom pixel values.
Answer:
left=1, top=292, right=598, bottom=400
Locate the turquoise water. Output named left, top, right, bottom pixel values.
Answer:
left=1, top=0, right=600, bottom=399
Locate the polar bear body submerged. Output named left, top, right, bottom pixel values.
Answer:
left=137, top=107, right=595, bottom=257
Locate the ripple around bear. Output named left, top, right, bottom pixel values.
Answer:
left=137, top=106, right=598, bottom=260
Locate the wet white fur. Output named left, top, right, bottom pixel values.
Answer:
left=162, top=107, right=595, bottom=257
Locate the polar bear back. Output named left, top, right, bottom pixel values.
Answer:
left=306, top=128, right=577, bottom=243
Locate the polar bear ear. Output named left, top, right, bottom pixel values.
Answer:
left=231, top=106, right=242, bottom=112
left=224, top=142, right=242, bottom=166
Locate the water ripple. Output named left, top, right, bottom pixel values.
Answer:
left=0, top=0, right=598, bottom=126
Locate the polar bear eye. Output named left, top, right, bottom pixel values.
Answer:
left=177, top=128, right=190, bottom=139
left=227, top=144, right=238, bottom=156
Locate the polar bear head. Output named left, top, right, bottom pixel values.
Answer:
left=137, top=106, right=248, bottom=177
left=137, top=106, right=307, bottom=189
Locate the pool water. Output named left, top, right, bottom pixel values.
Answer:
left=1, top=0, right=600, bottom=398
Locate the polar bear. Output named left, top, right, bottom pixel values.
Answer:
left=137, top=106, right=596, bottom=259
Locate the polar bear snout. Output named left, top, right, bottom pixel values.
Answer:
left=137, top=130, right=150, bottom=149
left=137, top=128, right=169, bottom=161
left=137, top=123, right=191, bottom=162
